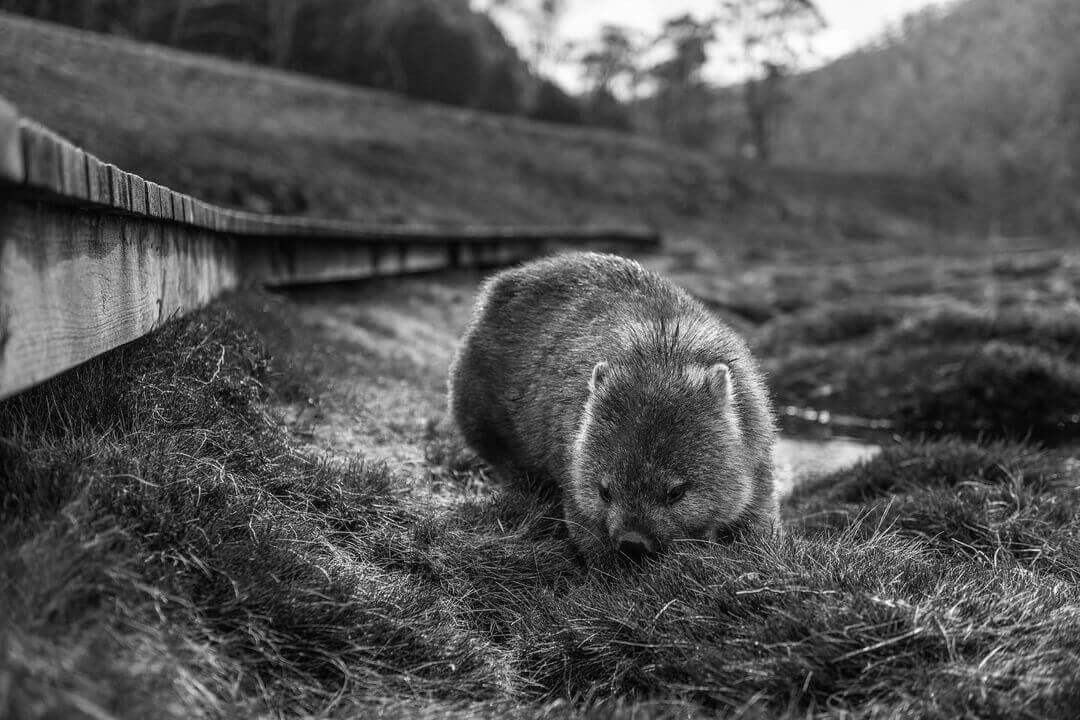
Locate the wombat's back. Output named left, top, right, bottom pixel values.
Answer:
left=448, top=252, right=774, bottom=493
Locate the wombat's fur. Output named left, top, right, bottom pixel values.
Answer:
left=448, top=252, right=778, bottom=559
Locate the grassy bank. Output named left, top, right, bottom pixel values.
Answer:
left=0, top=11, right=712, bottom=228
left=0, top=11, right=960, bottom=245
left=3, top=278, right=1079, bottom=718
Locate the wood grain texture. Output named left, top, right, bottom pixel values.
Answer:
left=0, top=199, right=242, bottom=398
left=0, top=201, right=628, bottom=398
left=0, top=94, right=660, bottom=398
left=0, top=97, right=24, bottom=183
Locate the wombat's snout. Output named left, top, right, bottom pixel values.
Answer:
left=616, top=530, right=659, bottom=560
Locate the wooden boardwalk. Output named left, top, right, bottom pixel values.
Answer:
left=0, top=96, right=659, bottom=399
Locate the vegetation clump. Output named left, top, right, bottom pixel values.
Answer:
left=763, top=268, right=1080, bottom=446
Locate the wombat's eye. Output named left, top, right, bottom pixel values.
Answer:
left=666, top=484, right=689, bottom=505
left=598, top=481, right=612, bottom=503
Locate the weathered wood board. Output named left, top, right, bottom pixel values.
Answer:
left=0, top=95, right=660, bottom=399
left=2, top=110, right=660, bottom=247
left=0, top=97, right=22, bottom=183
left=0, top=199, right=242, bottom=396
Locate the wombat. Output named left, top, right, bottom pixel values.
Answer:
left=448, top=252, right=778, bottom=560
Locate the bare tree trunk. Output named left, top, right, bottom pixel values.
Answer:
left=744, top=78, right=769, bottom=162
left=743, top=64, right=786, bottom=163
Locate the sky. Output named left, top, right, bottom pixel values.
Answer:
left=480, top=0, right=949, bottom=89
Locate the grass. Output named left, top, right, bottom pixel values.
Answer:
left=741, top=251, right=1080, bottom=444
left=4, top=290, right=1080, bottom=719
left=4, top=11, right=1080, bottom=719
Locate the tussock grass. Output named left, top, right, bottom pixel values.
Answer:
left=767, top=300, right=1080, bottom=445
left=793, top=440, right=1080, bottom=579
left=895, top=305, right=1080, bottom=362
left=758, top=299, right=920, bottom=352
left=4, top=293, right=1080, bottom=718
left=991, top=253, right=1065, bottom=278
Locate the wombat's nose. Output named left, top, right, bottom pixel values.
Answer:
left=617, top=530, right=658, bottom=560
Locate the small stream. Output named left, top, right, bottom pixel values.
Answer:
left=774, top=436, right=881, bottom=497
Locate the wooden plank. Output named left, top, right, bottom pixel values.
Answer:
left=18, top=120, right=93, bottom=200
left=156, top=184, right=174, bottom=222
left=85, top=153, right=108, bottom=205
left=59, top=138, right=89, bottom=200
left=20, top=120, right=63, bottom=194
left=191, top=199, right=210, bottom=229
left=146, top=181, right=163, bottom=218
left=169, top=189, right=181, bottom=222
left=0, top=199, right=242, bottom=399
left=1, top=97, right=659, bottom=253
left=107, top=164, right=129, bottom=212
left=128, top=173, right=148, bottom=215
left=0, top=203, right=612, bottom=399
left=0, top=96, right=24, bottom=183
left=0, top=93, right=661, bottom=399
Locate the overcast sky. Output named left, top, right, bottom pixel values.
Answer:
left=481, top=0, right=949, bottom=88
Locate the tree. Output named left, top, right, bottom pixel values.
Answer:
left=650, top=14, right=717, bottom=145
left=529, top=78, right=583, bottom=125
left=578, top=24, right=649, bottom=130
left=484, top=0, right=567, bottom=74
left=717, top=0, right=823, bottom=161
left=165, top=0, right=269, bottom=62
left=0, top=0, right=535, bottom=116
left=580, top=26, right=637, bottom=97
left=373, top=3, right=485, bottom=105
left=742, top=61, right=786, bottom=162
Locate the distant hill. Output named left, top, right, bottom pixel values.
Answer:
left=767, top=0, right=1080, bottom=231
left=0, top=0, right=538, bottom=115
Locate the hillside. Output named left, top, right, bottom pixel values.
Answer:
left=768, top=0, right=1080, bottom=230
left=0, top=0, right=536, bottom=115
left=0, top=11, right=724, bottom=228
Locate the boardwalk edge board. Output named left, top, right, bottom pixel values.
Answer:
left=3, top=99, right=659, bottom=246
left=0, top=95, right=660, bottom=399
left=0, top=96, right=23, bottom=182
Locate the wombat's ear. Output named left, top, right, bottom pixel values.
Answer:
left=589, top=361, right=610, bottom=394
left=705, top=362, right=731, bottom=400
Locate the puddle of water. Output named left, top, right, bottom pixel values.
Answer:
left=780, top=405, right=893, bottom=432
left=774, top=436, right=881, bottom=497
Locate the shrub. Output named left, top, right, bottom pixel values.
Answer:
left=530, top=79, right=585, bottom=126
